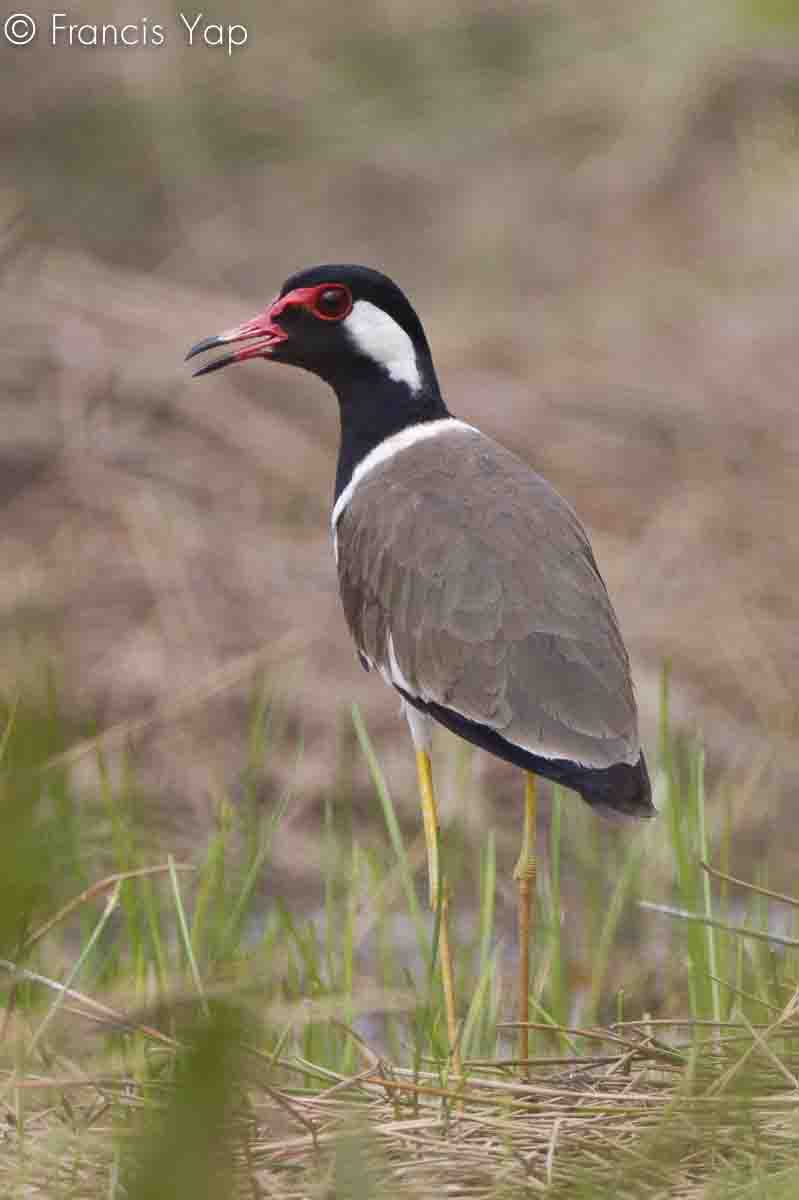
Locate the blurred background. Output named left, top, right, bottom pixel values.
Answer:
left=1, top=0, right=798, bottom=936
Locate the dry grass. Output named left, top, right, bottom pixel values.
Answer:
left=3, top=1008, right=799, bottom=1198
left=251, top=1035, right=799, bottom=1198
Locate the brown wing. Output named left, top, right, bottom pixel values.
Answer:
left=336, top=425, right=639, bottom=769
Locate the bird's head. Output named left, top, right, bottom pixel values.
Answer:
left=186, top=264, right=438, bottom=399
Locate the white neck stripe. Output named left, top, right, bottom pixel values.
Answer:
left=344, top=300, right=422, bottom=391
left=331, top=418, right=476, bottom=536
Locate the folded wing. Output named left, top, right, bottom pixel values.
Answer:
left=336, top=425, right=640, bottom=770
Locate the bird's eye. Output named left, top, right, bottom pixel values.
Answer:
left=313, top=286, right=352, bottom=321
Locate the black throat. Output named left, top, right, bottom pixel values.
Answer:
left=327, top=357, right=450, bottom=501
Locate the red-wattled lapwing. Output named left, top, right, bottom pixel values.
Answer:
left=186, top=265, right=654, bottom=1074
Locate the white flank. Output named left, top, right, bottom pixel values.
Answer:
left=402, top=701, right=433, bottom=751
left=386, top=632, right=416, bottom=695
left=331, top=418, right=476, bottom=533
left=344, top=300, right=422, bottom=391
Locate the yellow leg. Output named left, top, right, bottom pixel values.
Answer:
left=513, top=772, right=537, bottom=1074
left=416, top=749, right=461, bottom=1075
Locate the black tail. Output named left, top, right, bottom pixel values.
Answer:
left=405, top=692, right=655, bottom=821
left=507, top=747, right=654, bottom=820
left=571, top=752, right=654, bottom=820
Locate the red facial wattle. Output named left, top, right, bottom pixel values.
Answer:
left=185, top=283, right=353, bottom=376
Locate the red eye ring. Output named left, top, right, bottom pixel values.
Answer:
left=311, top=284, right=352, bottom=322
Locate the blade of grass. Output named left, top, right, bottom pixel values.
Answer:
left=693, top=742, right=722, bottom=1032
left=548, top=785, right=566, bottom=1036
left=458, top=948, right=500, bottom=1063
left=23, top=864, right=193, bottom=953
left=584, top=832, right=646, bottom=1026
left=351, top=705, right=428, bottom=961
left=701, top=861, right=799, bottom=910
left=638, top=901, right=799, bottom=949
left=1, top=884, right=122, bottom=1105
left=220, top=785, right=292, bottom=954
left=168, top=854, right=209, bottom=1016
left=190, top=793, right=232, bottom=966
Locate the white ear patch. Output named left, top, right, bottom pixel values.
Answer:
left=344, top=300, right=421, bottom=392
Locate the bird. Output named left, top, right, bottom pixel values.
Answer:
left=186, top=264, right=654, bottom=1073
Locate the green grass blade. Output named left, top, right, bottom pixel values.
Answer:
left=351, top=705, right=428, bottom=961
left=696, top=744, right=721, bottom=1024
left=169, top=854, right=209, bottom=1016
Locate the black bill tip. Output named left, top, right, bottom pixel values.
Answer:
left=185, top=334, right=226, bottom=363
left=191, top=353, right=236, bottom=378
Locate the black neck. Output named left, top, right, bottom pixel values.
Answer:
left=327, top=358, right=449, bottom=500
